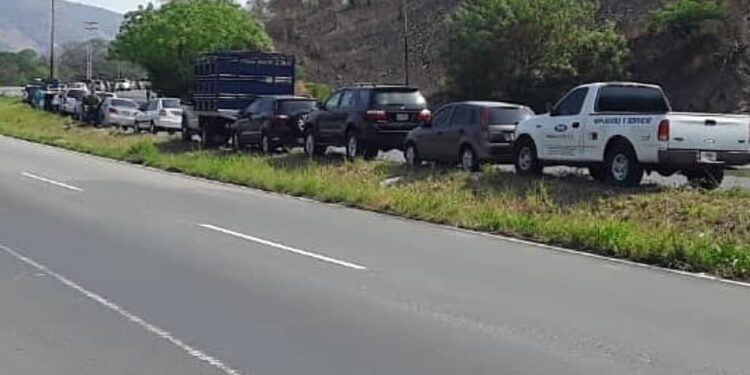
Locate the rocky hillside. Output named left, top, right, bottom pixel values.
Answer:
left=267, top=0, right=750, bottom=112
left=0, top=0, right=121, bottom=52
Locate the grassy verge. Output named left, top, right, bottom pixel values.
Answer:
left=2, top=98, right=750, bottom=280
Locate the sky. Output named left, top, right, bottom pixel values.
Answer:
left=72, top=0, right=150, bottom=14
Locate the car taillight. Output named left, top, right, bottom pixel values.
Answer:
left=108, top=108, right=118, bottom=114
left=417, top=109, right=432, bottom=123
left=366, top=110, right=388, bottom=123
left=657, top=119, right=670, bottom=142
left=480, top=107, right=490, bottom=138
left=272, top=114, right=289, bottom=125
left=159, top=109, right=168, bottom=116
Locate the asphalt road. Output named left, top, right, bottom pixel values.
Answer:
left=2, top=134, right=749, bottom=375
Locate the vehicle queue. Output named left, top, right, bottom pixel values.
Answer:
left=22, top=51, right=750, bottom=191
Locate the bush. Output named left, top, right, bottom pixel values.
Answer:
left=442, top=0, right=628, bottom=111
left=647, top=0, right=726, bottom=36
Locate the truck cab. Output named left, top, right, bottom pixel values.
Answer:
left=514, top=82, right=750, bottom=188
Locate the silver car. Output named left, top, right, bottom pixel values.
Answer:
left=100, top=98, right=139, bottom=129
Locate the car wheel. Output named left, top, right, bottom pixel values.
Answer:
left=181, top=119, right=191, bottom=142
left=605, top=143, right=643, bottom=187
left=404, top=143, right=422, bottom=168
left=149, top=121, right=157, bottom=135
left=686, top=166, right=724, bottom=190
left=201, top=128, right=216, bottom=148
left=232, top=132, right=245, bottom=151
left=345, top=130, right=359, bottom=161
left=460, top=146, right=480, bottom=172
left=261, top=132, right=273, bottom=155
left=134, top=122, right=142, bottom=133
left=514, top=138, right=543, bottom=176
left=304, top=128, right=325, bottom=157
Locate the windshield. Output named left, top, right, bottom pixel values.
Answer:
left=488, top=106, right=535, bottom=124
left=111, top=99, right=137, bottom=108
left=278, top=100, right=316, bottom=114
left=373, top=90, right=426, bottom=108
left=596, top=85, right=670, bottom=113
left=161, top=99, right=181, bottom=109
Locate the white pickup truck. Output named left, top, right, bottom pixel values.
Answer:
left=514, top=82, right=750, bottom=188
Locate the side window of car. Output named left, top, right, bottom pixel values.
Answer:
left=357, top=90, right=371, bottom=110
left=553, top=88, right=589, bottom=116
left=326, top=91, right=343, bottom=110
left=432, top=106, right=453, bottom=128
left=451, top=105, right=471, bottom=128
left=340, top=90, right=357, bottom=109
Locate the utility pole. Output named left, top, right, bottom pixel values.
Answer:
left=84, top=22, right=99, bottom=82
left=49, top=0, right=56, bottom=80
left=402, top=0, right=409, bottom=86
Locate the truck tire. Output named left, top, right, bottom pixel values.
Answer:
left=201, top=128, right=218, bottom=148
left=150, top=121, right=157, bottom=135
left=261, top=132, right=273, bottom=155
left=304, top=128, right=325, bottom=157
left=514, top=138, right=543, bottom=176
left=181, top=118, right=191, bottom=142
left=605, top=143, right=643, bottom=187
left=686, top=166, right=724, bottom=190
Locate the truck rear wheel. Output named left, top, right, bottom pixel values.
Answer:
left=605, top=143, right=643, bottom=187
left=201, top=128, right=218, bottom=148
left=304, top=128, right=325, bottom=157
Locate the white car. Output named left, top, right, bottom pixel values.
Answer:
left=135, top=98, right=183, bottom=134
left=115, top=79, right=132, bottom=91
left=61, top=89, right=88, bottom=119
left=100, top=98, right=139, bottom=128
left=514, top=82, right=750, bottom=189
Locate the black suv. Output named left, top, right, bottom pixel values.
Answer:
left=303, top=84, right=431, bottom=159
left=230, top=96, right=317, bottom=153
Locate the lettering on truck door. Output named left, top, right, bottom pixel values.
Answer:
left=543, top=87, right=588, bottom=159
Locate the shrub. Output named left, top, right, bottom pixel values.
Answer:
left=442, top=0, right=628, bottom=111
left=647, top=0, right=726, bottom=36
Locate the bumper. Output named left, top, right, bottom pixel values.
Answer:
left=108, top=115, right=136, bottom=126
left=658, top=149, right=750, bottom=167
left=156, top=117, right=182, bottom=129
left=479, top=143, right=514, bottom=163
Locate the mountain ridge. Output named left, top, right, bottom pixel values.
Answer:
left=0, top=0, right=122, bottom=52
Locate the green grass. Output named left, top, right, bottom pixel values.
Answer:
left=2, top=97, right=750, bottom=280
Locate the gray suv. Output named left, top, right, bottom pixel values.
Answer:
left=404, top=101, right=534, bottom=171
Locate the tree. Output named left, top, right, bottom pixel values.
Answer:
left=112, top=0, right=274, bottom=96
left=647, top=0, right=726, bottom=36
left=57, top=39, right=146, bottom=82
left=442, top=0, right=628, bottom=111
left=0, top=49, right=47, bottom=86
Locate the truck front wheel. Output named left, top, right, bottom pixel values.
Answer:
left=605, top=143, right=643, bottom=187
left=514, top=138, right=543, bottom=176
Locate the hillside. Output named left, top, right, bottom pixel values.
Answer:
left=0, top=0, right=121, bottom=52
left=267, top=0, right=750, bottom=112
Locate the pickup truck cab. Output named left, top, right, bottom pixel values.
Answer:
left=514, top=82, right=750, bottom=188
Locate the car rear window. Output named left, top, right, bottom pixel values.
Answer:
left=278, top=100, right=316, bottom=115
left=373, top=89, right=426, bottom=108
left=67, top=90, right=85, bottom=99
left=487, top=107, right=535, bottom=124
left=161, top=99, right=181, bottom=109
left=596, top=86, right=670, bottom=113
left=111, top=99, right=137, bottom=108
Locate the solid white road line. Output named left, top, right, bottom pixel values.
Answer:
left=199, top=224, right=368, bottom=271
left=0, top=242, right=247, bottom=375
left=20, top=171, right=84, bottom=192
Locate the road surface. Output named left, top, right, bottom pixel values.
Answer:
left=1, top=135, right=748, bottom=375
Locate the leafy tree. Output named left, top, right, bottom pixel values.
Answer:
left=57, top=39, right=146, bottom=82
left=112, top=0, right=274, bottom=96
left=647, top=0, right=725, bottom=36
left=442, top=0, right=628, bottom=110
left=0, top=49, right=47, bottom=86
